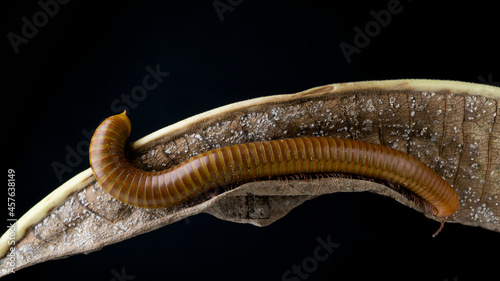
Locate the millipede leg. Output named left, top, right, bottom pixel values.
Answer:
left=432, top=219, right=446, bottom=237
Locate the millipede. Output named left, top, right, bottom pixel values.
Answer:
left=89, top=111, right=459, bottom=232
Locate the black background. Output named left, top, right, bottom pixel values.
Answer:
left=2, top=1, right=499, bottom=280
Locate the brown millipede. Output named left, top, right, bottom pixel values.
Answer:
left=89, top=111, right=459, bottom=219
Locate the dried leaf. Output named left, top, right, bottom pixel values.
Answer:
left=1, top=79, right=499, bottom=277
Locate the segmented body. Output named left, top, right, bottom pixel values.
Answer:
left=89, top=112, right=459, bottom=217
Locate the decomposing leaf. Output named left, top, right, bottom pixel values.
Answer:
left=0, top=79, right=499, bottom=277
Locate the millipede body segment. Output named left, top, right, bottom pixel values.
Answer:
left=89, top=112, right=459, bottom=218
